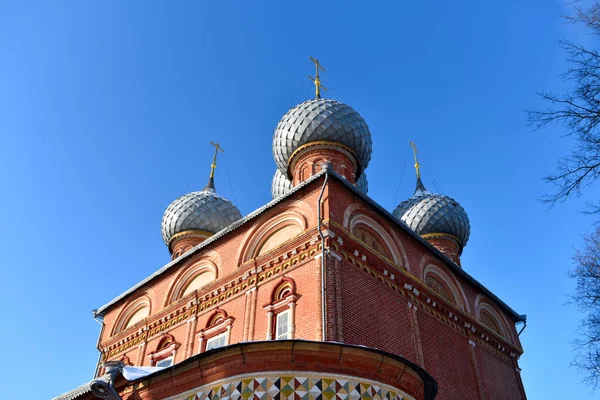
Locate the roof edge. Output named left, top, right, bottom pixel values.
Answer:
left=97, top=171, right=328, bottom=314
left=98, top=170, right=524, bottom=324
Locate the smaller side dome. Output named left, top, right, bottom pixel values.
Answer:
left=161, top=188, right=242, bottom=247
left=161, top=142, right=242, bottom=254
left=393, top=178, right=470, bottom=251
left=270, top=170, right=369, bottom=199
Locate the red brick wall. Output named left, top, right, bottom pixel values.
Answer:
left=334, top=256, right=416, bottom=360
left=475, top=346, right=525, bottom=400
left=95, top=176, right=526, bottom=399
left=418, top=313, right=480, bottom=400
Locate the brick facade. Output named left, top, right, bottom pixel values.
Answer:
left=61, top=172, right=525, bottom=400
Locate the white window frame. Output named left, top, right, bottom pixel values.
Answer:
left=196, top=316, right=233, bottom=354
left=275, top=309, right=292, bottom=340
left=205, top=331, right=229, bottom=351
left=155, top=356, right=173, bottom=368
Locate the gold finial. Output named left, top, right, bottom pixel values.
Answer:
left=409, top=140, right=420, bottom=179
left=308, top=56, right=328, bottom=99
left=209, top=141, right=224, bottom=179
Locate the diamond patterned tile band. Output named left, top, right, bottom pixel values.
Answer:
left=273, top=99, right=372, bottom=176
left=167, top=372, right=414, bottom=400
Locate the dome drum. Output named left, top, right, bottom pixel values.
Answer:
left=421, top=233, right=463, bottom=266
left=289, top=141, right=358, bottom=186
left=169, top=229, right=214, bottom=258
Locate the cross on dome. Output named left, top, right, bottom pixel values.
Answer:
left=308, top=56, right=328, bottom=99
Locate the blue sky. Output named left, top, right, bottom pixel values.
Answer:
left=1, top=1, right=597, bottom=398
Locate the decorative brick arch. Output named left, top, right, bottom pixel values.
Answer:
left=112, top=295, right=152, bottom=335
left=265, top=278, right=299, bottom=340
left=196, top=309, right=234, bottom=353
left=148, top=333, right=181, bottom=367
left=237, top=207, right=311, bottom=264
left=271, top=277, right=297, bottom=303
left=206, top=309, right=230, bottom=328
left=422, top=263, right=468, bottom=312
left=165, top=259, right=218, bottom=306
left=343, top=204, right=407, bottom=269
left=475, top=294, right=513, bottom=343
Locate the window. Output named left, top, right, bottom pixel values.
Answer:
left=480, top=311, right=503, bottom=337
left=353, top=226, right=392, bottom=261
left=155, top=357, right=173, bottom=368
left=147, top=334, right=180, bottom=367
left=205, top=331, right=228, bottom=351
left=265, top=279, right=298, bottom=341
left=197, top=309, right=233, bottom=353
left=425, top=275, right=453, bottom=304
left=275, top=309, right=291, bottom=340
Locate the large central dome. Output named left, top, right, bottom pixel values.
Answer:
left=272, top=98, right=372, bottom=176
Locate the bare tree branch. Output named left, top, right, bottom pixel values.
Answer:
left=529, top=1, right=600, bottom=388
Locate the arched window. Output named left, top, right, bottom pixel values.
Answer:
left=166, top=261, right=218, bottom=305
left=353, top=226, right=392, bottom=260
left=148, top=334, right=180, bottom=367
left=239, top=210, right=308, bottom=263
left=264, top=279, right=298, bottom=340
left=181, top=271, right=215, bottom=298
left=196, top=310, right=233, bottom=353
left=112, top=296, right=151, bottom=335
left=422, top=264, right=467, bottom=311
left=425, top=275, right=454, bottom=305
left=475, top=297, right=511, bottom=342
left=344, top=209, right=406, bottom=267
left=480, top=311, right=503, bottom=336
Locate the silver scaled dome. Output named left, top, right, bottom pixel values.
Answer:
left=161, top=186, right=242, bottom=247
left=271, top=169, right=294, bottom=199
left=272, top=98, right=372, bottom=176
left=393, top=178, right=470, bottom=250
left=271, top=169, right=369, bottom=199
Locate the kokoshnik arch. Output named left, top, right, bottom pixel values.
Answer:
left=54, top=58, right=527, bottom=400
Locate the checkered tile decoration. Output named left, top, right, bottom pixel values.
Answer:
left=170, top=373, right=414, bottom=400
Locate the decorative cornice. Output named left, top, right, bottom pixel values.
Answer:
left=421, top=232, right=461, bottom=243
left=329, top=228, right=523, bottom=362
left=169, top=229, right=213, bottom=248
left=101, top=237, right=321, bottom=362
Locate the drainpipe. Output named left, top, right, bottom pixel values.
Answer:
left=517, top=314, right=527, bottom=336
left=317, top=165, right=330, bottom=342
left=92, top=309, right=105, bottom=378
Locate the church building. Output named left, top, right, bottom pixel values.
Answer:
left=54, top=59, right=527, bottom=400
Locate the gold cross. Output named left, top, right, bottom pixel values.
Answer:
left=209, top=141, right=224, bottom=178
left=409, top=140, right=421, bottom=179
left=308, top=56, right=328, bottom=99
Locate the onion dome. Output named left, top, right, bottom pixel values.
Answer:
left=270, top=169, right=369, bottom=199
left=393, top=178, right=470, bottom=251
left=161, top=143, right=242, bottom=249
left=161, top=187, right=242, bottom=246
left=272, top=99, right=372, bottom=176
left=271, top=169, right=293, bottom=199
left=355, top=173, right=368, bottom=194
